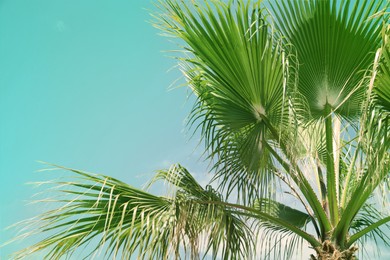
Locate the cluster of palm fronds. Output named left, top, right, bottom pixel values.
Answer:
left=7, top=0, right=390, bottom=259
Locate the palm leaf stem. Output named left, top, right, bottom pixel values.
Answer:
left=324, top=104, right=339, bottom=226
left=334, top=192, right=367, bottom=248
left=197, top=200, right=321, bottom=249
left=332, top=116, right=341, bottom=206
left=339, top=144, right=359, bottom=209
left=263, top=141, right=331, bottom=240
left=260, top=115, right=331, bottom=237
left=334, top=47, right=387, bottom=245
left=271, top=168, right=321, bottom=238
left=334, top=149, right=389, bottom=247
left=347, top=216, right=390, bottom=248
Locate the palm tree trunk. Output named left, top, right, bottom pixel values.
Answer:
left=310, top=241, right=358, bottom=260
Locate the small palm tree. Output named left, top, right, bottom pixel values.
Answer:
left=10, top=0, right=390, bottom=259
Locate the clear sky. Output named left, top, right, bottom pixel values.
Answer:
left=0, top=0, right=209, bottom=258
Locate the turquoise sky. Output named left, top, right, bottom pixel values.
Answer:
left=0, top=0, right=209, bottom=258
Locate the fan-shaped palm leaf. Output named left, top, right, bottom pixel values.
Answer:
left=155, top=0, right=290, bottom=203
left=268, top=0, right=387, bottom=119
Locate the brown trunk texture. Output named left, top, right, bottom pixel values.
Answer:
left=310, top=240, right=358, bottom=260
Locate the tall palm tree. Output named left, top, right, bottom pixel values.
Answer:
left=10, top=0, right=390, bottom=259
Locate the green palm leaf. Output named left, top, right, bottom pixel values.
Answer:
left=374, top=24, right=390, bottom=111
left=12, top=167, right=175, bottom=259
left=334, top=101, right=390, bottom=248
left=254, top=198, right=311, bottom=229
left=11, top=165, right=255, bottom=260
left=156, top=0, right=290, bottom=202
left=349, top=203, right=390, bottom=251
left=269, top=0, right=387, bottom=119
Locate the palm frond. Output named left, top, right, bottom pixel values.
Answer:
left=243, top=198, right=313, bottom=260
left=154, top=0, right=291, bottom=203
left=12, top=167, right=175, bottom=259
left=253, top=221, right=308, bottom=260
left=334, top=101, right=390, bottom=247
left=11, top=165, right=255, bottom=260
left=254, top=198, right=311, bottom=229
left=268, top=0, right=388, bottom=119
left=374, top=24, right=390, bottom=111
left=349, top=203, right=390, bottom=249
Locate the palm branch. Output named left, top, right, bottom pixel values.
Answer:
left=11, top=164, right=255, bottom=260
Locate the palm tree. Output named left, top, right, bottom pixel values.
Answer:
left=10, top=0, right=390, bottom=259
